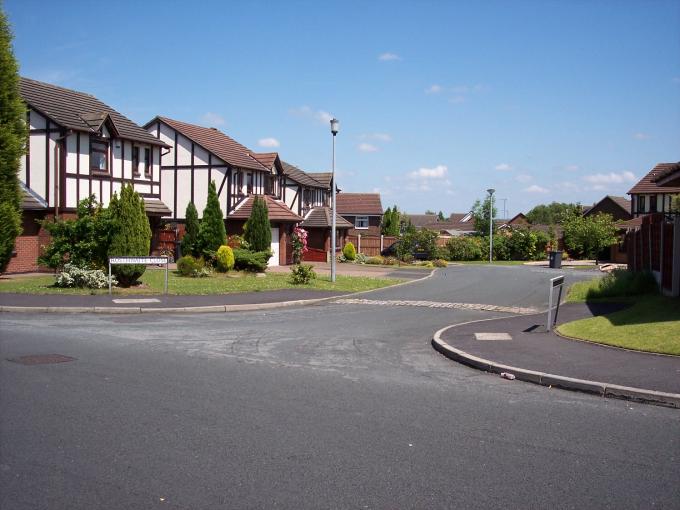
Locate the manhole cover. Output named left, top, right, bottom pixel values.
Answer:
left=7, top=354, right=77, bottom=365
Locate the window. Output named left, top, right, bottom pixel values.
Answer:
left=131, top=146, right=140, bottom=175
left=235, top=172, right=243, bottom=194
left=90, top=136, right=108, bottom=173
left=264, top=175, right=273, bottom=195
left=246, top=173, right=253, bottom=194
left=144, top=148, right=151, bottom=176
left=638, top=195, right=646, bottom=213
left=355, top=216, right=369, bottom=229
left=303, top=189, right=311, bottom=207
left=649, top=195, right=657, bottom=213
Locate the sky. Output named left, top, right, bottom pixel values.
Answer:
left=6, top=0, right=680, bottom=218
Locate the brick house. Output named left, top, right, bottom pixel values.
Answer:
left=336, top=193, right=383, bottom=236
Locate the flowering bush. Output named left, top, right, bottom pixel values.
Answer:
left=54, top=263, right=116, bottom=289
left=291, top=227, right=308, bottom=264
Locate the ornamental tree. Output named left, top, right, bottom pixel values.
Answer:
left=562, top=211, right=617, bottom=260
left=197, top=180, right=226, bottom=258
left=471, top=197, right=497, bottom=236
left=181, top=201, right=199, bottom=257
left=0, top=9, right=25, bottom=273
left=243, top=196, right=271, bottom=252
left=108, top=185, right=151, bottom=286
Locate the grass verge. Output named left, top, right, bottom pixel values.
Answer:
left=556, top=295, right=680, bottom=356
left=0, top=269, right=402, bottom=296
left=565, top=269, right=657, bottom=302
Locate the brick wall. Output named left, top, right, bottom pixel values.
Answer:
left=5, top=210, right=51, bottom=274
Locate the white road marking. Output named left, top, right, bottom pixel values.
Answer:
left=334, top=298, right=538, bottom=315
left=111, top=298, right=161, bottom=304
left=475, top=332, right=512, bottom=340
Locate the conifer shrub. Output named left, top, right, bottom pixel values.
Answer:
left=197, top=181, right=226, bottom=260
left=243, top=196, right=271, bottom=252
left=215, top=245, right=235, bottom=272
left=181, top=201, right=200, bottom=257
left=0, top=11, right=25, bottom=272
left=108, top=185, right=151, bottom=286
left=233, top=248, right=270, bottom=272
left=342, top=242, right=356, bottom=261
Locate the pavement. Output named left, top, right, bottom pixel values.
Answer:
left=433, top=301, right=680, bottom=408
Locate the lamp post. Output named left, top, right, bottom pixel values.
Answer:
left=330, top=118, right=339, bottom=283
left=487, top=188, right=495, bottom=263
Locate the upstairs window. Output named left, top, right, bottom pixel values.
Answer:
left=132, top=146, right=140, bottom=176
left=638, top=195, right=646, bottom=213
left=649, top=195, right=657, bottom=213
left=90, top=136, right=108, bottom=173
left=246, top=173, right=253, bottom=194
left=355, top=216, right=369, bottom=229
left=144, top=148, right=151, bottom=176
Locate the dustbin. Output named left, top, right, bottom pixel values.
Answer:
left=549, top=250, right=562, bottom=269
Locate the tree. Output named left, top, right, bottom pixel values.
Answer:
left=181, top=201, right=199, bottom=257
left=381, top=206, right=400, bottom=236
left=437, top=211, right=445, bottom=221
left=197, top=180, right=226, bottom=258
left=0, top=9, right=25, bottom=273
left=108, top=185, right=151, bottom=286
left=562, top=211, right=618, bottom=260
left=243, top=196, right=271, bottom=252
left=526, top=202, right=581, bottom=225
left=471, top=197, right=497, bottom=235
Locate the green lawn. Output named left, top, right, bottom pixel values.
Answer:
left=0, top=269, right=402, bottom=295
left=556, top=295, right=680, bottom=356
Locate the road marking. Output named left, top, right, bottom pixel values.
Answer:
left=334, top=298, right=538, bottom=315
left=112, top=298, right=161, bottom=304
left=475, top=332, right=512, bottom=340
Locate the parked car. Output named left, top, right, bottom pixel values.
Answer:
left=381, top=240, right=429, bottom=260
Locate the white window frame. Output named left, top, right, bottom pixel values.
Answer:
left=355, top=216, right=369, bottom=229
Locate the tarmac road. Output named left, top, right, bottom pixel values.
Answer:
left=1, top=265, right=678, bottom=509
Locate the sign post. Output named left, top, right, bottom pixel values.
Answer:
left=108, top=256, right=169, bottom=296
left=546, top=275, right=565, bottom=331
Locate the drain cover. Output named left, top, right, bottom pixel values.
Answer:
left=7, top=354, right=77, bottom=365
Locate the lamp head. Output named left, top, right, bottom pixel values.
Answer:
left=487, top=188, right=495, bottom=196
left=330, top=118, right=339, bottom=136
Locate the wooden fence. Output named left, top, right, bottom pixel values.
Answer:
left=345, top=235, right=398, bottom=257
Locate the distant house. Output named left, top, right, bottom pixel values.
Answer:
left=584, top=196, right=632, bottom=222
left=628, top=162, right=680, bottom=217
left=8, top=77, right=170, bottom=273
left=144, top=116, right=302, bottom=265
left=336, top=193, right=384, bottom=236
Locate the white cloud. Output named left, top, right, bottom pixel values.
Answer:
left=524, top=184, right=549, bottom=193
left=378, top=52, right=401, bottom=61
left=515, top=174, right=532, bottom=183
left=632, top=132, right=650, bottom=140
left=582, top=171, right=636, bottom=185
left=200, top=112, right=225, bottom=126
left=257, top=137, right=280, bottom=148
left=358, top=143, right=378, bottom=153
left=425, top=84, right=443, bottom=94
left=289, top=106, right=334, bottom=125
left=409, top=165, right=448, bottom=179
left=495, top=163, right=513, bottom=171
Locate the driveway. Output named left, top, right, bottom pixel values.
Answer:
left=1, top=265, right=678, bottom=509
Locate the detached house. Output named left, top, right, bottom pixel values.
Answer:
left=143, top=117, right=302, bottom=265
left=8, top=78, right=170, bottom=273
left=628, top=162, right=680, bottom=217
left=336, top=193, right=384, bottom=236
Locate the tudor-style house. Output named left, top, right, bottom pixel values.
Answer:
left=8, top=78, right=170, bottom=273
left=144, top=117, right=302, bottom=265
left=628, top=162, right=680, bottom=217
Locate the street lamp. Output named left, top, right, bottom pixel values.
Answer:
left=330, top=118, right=339, bottom=283
left=487, top=188, right=495, bottom=263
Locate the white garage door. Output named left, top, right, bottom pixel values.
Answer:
left=269, top=227, right=280, bottom=267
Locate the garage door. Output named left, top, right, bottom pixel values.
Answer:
left=269, top=227, right=280, bottom=266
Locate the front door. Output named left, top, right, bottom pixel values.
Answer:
left=269, top=227, right=280, bottom=266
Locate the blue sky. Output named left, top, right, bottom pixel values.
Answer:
left=6, top=0, right=680, bottom=217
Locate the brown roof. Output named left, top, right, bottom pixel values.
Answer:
left=507, top=213, right=529, bottom=225
left=20, top=77, right=166, bottom=147
left=336, top=193, right=383, bottom=216
left=21, top=183, right=47, bottom=210
left=617, top=217, right=644, bottom=229
left=307, top=172, right=333, bottom=188
left=301, top=207, right=353, bottom=229
left=250, top=152, right=279, bottom=170
left=143, top=198, right=172, bottom=216
left=584, top=195, right=631, bottom=216
left=628, top=162, right=680, bottom=195
left=404, top=214, right=438, bottom=227
left=282, top=162, right=328, bottom=188
left=150, top=117, right=268, bottom=172
left=228, top=195, right=303, bottom=223
left=652, top=163, right=680, bottom=187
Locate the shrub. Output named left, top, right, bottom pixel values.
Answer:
left=336, top=253, right=347, bottom=263
left=233, top=248, right=270, bottom=272
left=505, top=228, right=538, bottom=261
left=197, top=181, right=226, bottom=259
left=562, top=211, right=617, bottom=260
left=291, top=226, right=308, bottom=264
left=343, top=242, right=356, bottom=261
left=243, top=196, right=271, bottom=252
left=398, top=229, right=438, bottom=261
left=433, top=259, right=448, bottom=267
left=227, top=234, right=244, bottom=249
left=177, top=255, right=207, bottom=277
left=215, top=245, right=235, bottom=272
left=444, top=236, right=483, bottom=261
left=383, top=256, right=398, bottom=265
left=108, top=185, right=151, bottom=286
left=355, top=253, right=367, bottom=264
left=181, top=202, right=200, bottom=257
left=401, top=253, right=414, bottom=264
left=289, top=264, right=316, bottom=284
left=366, top=256, right=384, bottom=265
left=54, top=263, right=116, bottom=289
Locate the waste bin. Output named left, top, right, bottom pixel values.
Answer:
left=549, top=250, right=562, bottom=269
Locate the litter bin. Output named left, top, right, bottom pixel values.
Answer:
left=549, top=250, right=562, bottom=269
